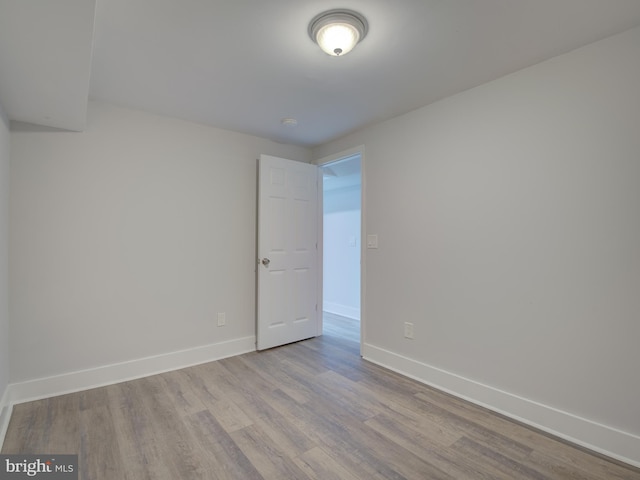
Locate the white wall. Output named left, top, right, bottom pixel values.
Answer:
left=0, top=103, right=10, bottom=420
left=323, top=185, right=361, bottom=319
left=9, top=101, right=310, bottom=387
left=314, top=26, right=640, bottom=465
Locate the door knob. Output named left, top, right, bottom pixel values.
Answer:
left=261, top=258, right=270, bottom=267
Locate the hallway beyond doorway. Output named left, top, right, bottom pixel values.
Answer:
left=323, top=311, right=359, bottom=344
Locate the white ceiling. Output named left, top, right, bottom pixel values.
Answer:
left=2, top=0, right=640, bottom=146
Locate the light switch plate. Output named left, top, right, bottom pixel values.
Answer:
left=367, top=234, right=378, bottom=249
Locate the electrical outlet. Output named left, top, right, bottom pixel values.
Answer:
left=404, top=322, right=414, bottom=339
left=217, top=312, right=226, bottom=327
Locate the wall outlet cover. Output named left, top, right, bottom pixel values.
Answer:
left=404, top=322, right=414, bottom=339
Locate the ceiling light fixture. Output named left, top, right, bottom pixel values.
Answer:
left=308, top=9, right=368, bottom=57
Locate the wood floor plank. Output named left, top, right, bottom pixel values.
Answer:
left=108, top=379, right=185, bottom=480
left=2, top=312, right=639, bottom=480
left=140, top=377, right=227, bottom=479
left=415, top=389, right=639, bottom=480
left=38, top=393, right=79, bottom=455
left=2, top=398, right=51, bottom=453
left=315, top=369, right=386, bottom=418
left=214, top=362, right=317, bottom=459
left=452, top=435, right=549, bottom=480
left=156, top=368, right=208, bottom=417
left=275, top=361, right=377, bottom=423
left=292, top=446, right=362, bottom=480
left=178, top=363, right=225, bottom=404
left=373, top=387, right=536, bottom=464
left=261, top=387, right=405, bottom=480
left=291, top=338, right=368, bottom=382
left=207, top=397, right=254, bottom=434
left=363, top=413, right=505, bottom=480
left=263, top=368, right=452, bottom=479
left=79, top=404, right=126, bottom=480
left=322, top=312, right=360, bottom=344
left=237, top=350, right=315, bottom=405
left=229, top=425, right=312, bottom=480
left=365, top=410, right=459, bottom=451
left=186, top=410, right=264, bottom=480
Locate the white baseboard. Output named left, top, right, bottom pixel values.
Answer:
left=362, top=342, right=640, bottom=469
left=323, top=301, right=360, bottom=320
left=0, top=387, right=12, bottom=448
left=6, top=336, right=256, bottom=406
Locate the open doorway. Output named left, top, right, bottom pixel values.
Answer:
left=321, top=153, right=362, bottom=345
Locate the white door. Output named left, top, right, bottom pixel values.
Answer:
left=257, top=154, right=319, bottom=350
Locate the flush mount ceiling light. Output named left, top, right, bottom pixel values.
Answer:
left=308, top=9, right=368, bottom=57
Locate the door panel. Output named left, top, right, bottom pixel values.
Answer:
left=257, top=154, right=318, bottom=350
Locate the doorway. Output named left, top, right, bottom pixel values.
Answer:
left=320, top=153, right=362, bottom=345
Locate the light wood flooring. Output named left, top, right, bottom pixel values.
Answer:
left=322, top=311, right=360, bottom=344
left=3, top=313, right=639, bottom=479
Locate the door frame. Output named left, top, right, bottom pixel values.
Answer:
left=315, top=145, right=365, bottom=354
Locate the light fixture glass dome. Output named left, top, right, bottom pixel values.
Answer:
left=316, top=22, right=359, bottom=56
left=309, top=10, right=368, bottom=57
